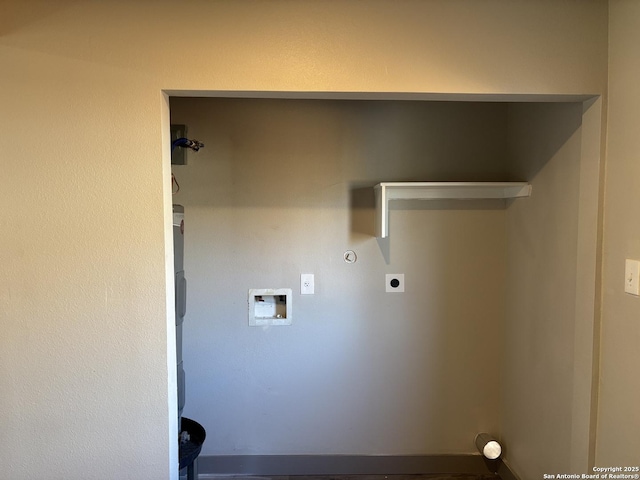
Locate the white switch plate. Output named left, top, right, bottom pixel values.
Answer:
left=386, top=274, right=405, bottom=293
left=625, top=259, right=640, bottom=296
left=301, top=273, right=314, bottom=295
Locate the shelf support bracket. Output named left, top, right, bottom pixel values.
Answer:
left=374, top=182, right=532, bottom=238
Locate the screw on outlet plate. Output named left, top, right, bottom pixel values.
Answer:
left=301, top=273, right=315, bottom=295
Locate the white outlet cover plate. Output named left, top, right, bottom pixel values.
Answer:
left=386, top=274, right=405, bottom=293
left=301, top=273, right=314, bottom=295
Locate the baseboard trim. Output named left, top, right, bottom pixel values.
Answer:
left=198, top=454, right=509, bottom=476
left=496, top=459, right=520, bottom=480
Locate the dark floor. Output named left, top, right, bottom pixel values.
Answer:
left=206, top=475, right=501, bottom=480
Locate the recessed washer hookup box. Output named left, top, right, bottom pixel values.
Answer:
left=248, top=288, right=292, bottom=326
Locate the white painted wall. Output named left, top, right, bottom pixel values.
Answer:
left=0, top=1, right=608, bottom=479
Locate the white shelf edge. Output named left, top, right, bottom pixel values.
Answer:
left=374, top=182, right=532, bottom=238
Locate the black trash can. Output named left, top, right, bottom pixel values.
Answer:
left=179, top=417, right=206, bottom=480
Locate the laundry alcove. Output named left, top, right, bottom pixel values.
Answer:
left=168, top=94, right=600, bottom=475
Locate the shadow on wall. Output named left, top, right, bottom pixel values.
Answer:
left=346, top=101, right=584, bottom=260
left=170, top=97, right=512, bottom=210
left=506, top=101, right=583, bottom=181
left=0, top=1, right=84, bottom=35
left=349, top=186, right=376, bottom=237
left=349, top=185, right=508, bottom=264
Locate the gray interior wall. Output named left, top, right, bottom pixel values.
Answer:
left=171, top=98, right=510, bottom=456
left=502, top=102, right=585, bottom=476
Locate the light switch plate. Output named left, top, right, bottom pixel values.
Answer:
left=625, top=259, right=640, bottom=296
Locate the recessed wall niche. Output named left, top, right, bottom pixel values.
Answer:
left=169, top=95, right=599, bottom=475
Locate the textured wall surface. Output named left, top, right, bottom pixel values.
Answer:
left=171, top=98, right=508, bottom=456
left=503, top=102, right=588, bottom=477
left=598, top=0, right=640, bottom=465
left=0, top=1, right=607, bottom=479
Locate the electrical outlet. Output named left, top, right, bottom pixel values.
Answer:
left=386, top=274, right=404, bottom=293
left=301, top=274, right=314, bottom=295
left=625, top=259, right=640, bottom=296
